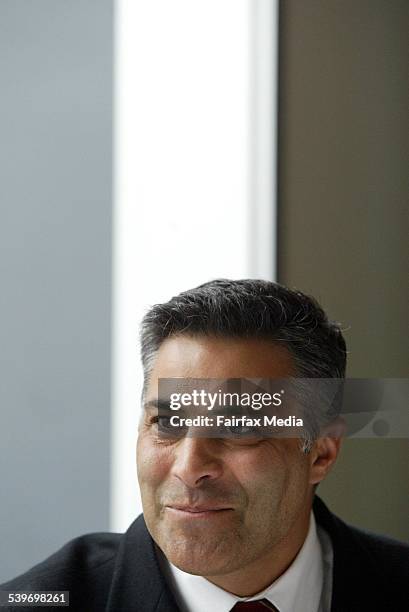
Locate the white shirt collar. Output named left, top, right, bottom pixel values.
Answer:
left=161, top=512, right=324, bottom=612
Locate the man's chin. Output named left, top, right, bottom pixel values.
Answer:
left=157, top=532, right=242, bottom=576
left=165, top=547, right=234, bottom=577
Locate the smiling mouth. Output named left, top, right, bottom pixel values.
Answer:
left=166, top=505, right=233, bottom=517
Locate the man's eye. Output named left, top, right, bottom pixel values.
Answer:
left=157, top=416, right=174, bottom=430
left=224, top=424, right=257, bottom=436
left=149, top=415, right=172, bottom=429
left=149, top=415, right=187, bottom=438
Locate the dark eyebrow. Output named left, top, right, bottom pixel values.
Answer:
left=143, top=399, right=173, bottom=412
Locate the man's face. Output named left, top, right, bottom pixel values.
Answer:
left=137, top=335, right=315, bottom=577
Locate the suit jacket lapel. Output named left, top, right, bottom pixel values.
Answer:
left=313, top=496, right=389, bottom=612
left=105, top=515, right=180, bottom=612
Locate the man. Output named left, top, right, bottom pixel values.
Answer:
left=1, top=279, right=408, bottom=611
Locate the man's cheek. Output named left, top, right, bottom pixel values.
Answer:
left=137, top=442, right=168, bottom=487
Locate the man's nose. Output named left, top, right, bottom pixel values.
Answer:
left=171, top=437, right=223, bottom=488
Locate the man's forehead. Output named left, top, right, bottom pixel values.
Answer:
left=146, top=335, right=296, bottom=386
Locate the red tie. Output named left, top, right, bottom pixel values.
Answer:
left=230, top=600, right=279, bottom=611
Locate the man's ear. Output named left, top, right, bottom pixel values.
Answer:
left=309, top=417, right=345, bottom=486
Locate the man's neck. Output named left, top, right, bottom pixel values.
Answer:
left=203, top=506, right=311, bottom=597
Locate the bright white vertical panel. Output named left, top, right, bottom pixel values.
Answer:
left=249, top=0, right=279, bottom=280
left=112, top=0, right=278, bottom=531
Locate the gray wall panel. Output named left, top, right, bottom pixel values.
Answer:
left=0, top=1, right=113, bottom=581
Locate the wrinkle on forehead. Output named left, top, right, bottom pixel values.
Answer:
left=147, top=335, right=296, bottom=393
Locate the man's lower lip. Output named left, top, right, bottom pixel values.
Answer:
left=166, top=507, right=233, bottom=518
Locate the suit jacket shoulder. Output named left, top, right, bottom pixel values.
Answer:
left=0, top=517, right=180, bottom=612
left=1, top=532, right=121, bottom=611
left=313, top=495, right=409, bottom=611
left=346, top=520, right=409, bottom=577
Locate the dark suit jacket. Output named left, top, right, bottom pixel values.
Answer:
left=1, top=496, right=408, bottom=611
